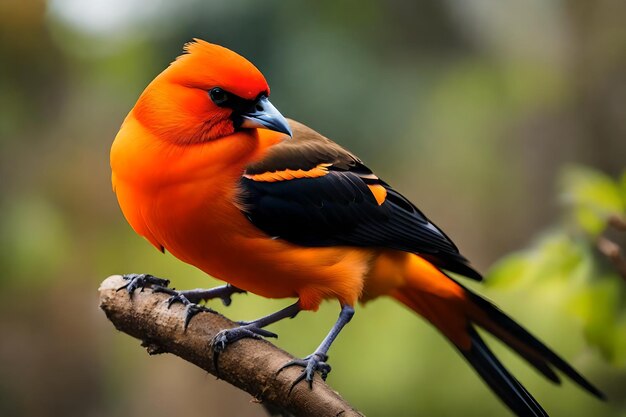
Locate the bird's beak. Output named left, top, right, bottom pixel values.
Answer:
left=240, top=96, right=292, bottom=137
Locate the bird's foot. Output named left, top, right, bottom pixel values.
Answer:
left=212, top=284, right=247, bottom=307
left=278, top=352, right=332, bottom=390
left=212, top=325, right=278, bottom=352
left=117, top=273, right=170, bottom=297
left=211, top=325, right=278, bottom=372
left=155, top=285, right=245, bottom=307
left=151, top=286, right=218, bottom=330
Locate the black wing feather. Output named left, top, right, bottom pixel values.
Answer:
left=239, top=167, right=481, bottom=280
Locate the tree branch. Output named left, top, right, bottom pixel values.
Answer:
left=597, top=236, right=626, bottom=281
left=608, top=214, right=626, bottom=232
left=596, top=214, right=626, bottom=281
left=99, top=275, right=363, bottom=417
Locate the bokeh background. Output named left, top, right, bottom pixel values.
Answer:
left=1, top=0, right=626, bottom=416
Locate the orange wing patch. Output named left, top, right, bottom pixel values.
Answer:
left=244, top=163, right=332, bottom=182
left=367, top=184, right=387, bottom=205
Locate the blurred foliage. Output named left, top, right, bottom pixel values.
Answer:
left=561, top=167, right=625, bottom=236
left=1, top=0, right=626, bottom=416
left=488, top=166, right=626, bottom=363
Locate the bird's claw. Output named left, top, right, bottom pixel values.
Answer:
left=152, top=286, right=218, bottom=329
left=182, top=304, right=217, bottom=329
left=220, top=293, right=235, bottom=307
left=212, top=325, right=278, bottom=352
left=278, top=352, right=332, bottom=390
left=118, top=273, right=170, bottom=297
left=211, top=325, right=278, bottom=373
left=218, top=284, right=247, bottom=307
left=151, top=286, right=195, bottom=305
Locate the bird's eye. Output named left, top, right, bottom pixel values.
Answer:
left=209, top=87, right=229, bottom=105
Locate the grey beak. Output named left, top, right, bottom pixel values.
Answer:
left=240, top=96, right=292, bottom=137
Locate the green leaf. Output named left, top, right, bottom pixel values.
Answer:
left=532, top=232, right=588, bottom=283
left=611, top=317, right=626, bottom=366
left=486, top=231, right=589, bottom=288
left=560, top=165, right=624, bottom=236
left=485, top=252, right=532, bottom=288
left=567, top=274, right=626, bottom=364
left=488, top=166, right=626, bottom=366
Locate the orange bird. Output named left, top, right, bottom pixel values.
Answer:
left=111, top=40, right=603, bottom=416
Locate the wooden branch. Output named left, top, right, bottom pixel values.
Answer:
left=596, top=214, right=626, bottom=281
left=608, top=214, right=626, bottom=232
left=99, top=275, right=363, bottom=417
left=597, top=236, right=626, bottom=281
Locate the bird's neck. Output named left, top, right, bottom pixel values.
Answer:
left=111, top=114, right=268, bottom=191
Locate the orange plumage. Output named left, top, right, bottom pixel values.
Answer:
left=111, top=39, right=603, bottom=416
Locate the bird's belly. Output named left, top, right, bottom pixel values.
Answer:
left=142, top=186, right=373, bottom=310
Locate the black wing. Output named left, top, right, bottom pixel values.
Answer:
left=238, top=120, right=481, bottom=280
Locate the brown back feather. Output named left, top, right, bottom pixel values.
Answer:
left=245, top=119, right=360, bottom=174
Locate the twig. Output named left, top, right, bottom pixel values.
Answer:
left=596, top=236, right=626, bottom=281
left=608, top=214, right=626, bottom=232
left=99, top=275, right=363, bottom=417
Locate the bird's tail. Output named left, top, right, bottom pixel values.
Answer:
left=390, top=254, right=604, bottom=417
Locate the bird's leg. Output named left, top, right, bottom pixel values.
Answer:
left=211, top=301, right=301, bottom=369
left=117, top=273, right=170, bottom=298
left=152, top=284, right=247, bottom=329
left=279, top=304, right=354, bottom=389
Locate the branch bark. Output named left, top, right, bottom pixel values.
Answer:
left=99, top=275, right=363, bottom=417
left=597, top=236, right=626, bottom=281
left=596, top=215, right=626, bottom=281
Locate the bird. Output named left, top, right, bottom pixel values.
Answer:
left=110, top=39, right=604, bottom=416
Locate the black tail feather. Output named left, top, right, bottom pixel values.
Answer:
left=421, top=253, right=483, bottom=281
left=521, top=354, right=561, bottom=385
left=460, top=326, right=549, bottom=417
left=464, top=288, right=605, bottom=400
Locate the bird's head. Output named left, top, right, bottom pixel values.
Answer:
left=132, top=39, right=291, bottom=145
